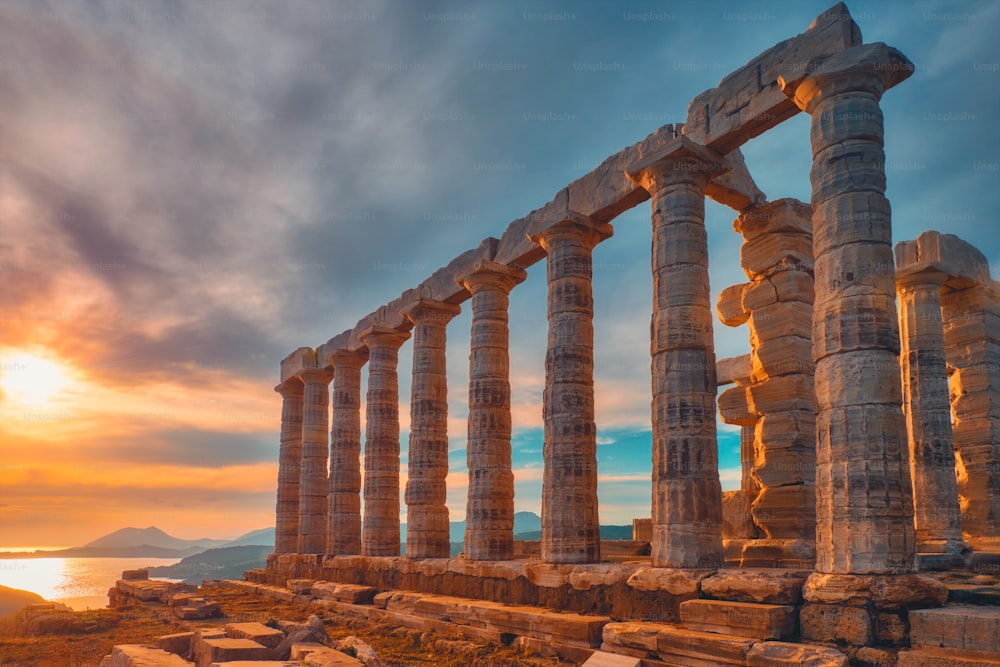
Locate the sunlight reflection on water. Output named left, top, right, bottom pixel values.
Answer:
left=0, top=557, right=180, bottom=610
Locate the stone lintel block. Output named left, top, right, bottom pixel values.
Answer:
left=454, top=257, right=527, bottom=293
left=417, top=240, right=496, bottom=306
left=280, top=347, right=323, bottom=383
left=895, top=230, right=992, bottom=288
left=625, top=136, right=728, bottom=193
left=781, top=42, right=915, bottom=114
left=717, top=354, right=752, bottom=387
left=685, top=3, right=862, bottom=153
left=625, top=567, right=712, bottom=595
left=679, top=599, right=797, bottom=640
left=800, top=603, right=873, bottom=645
left=700, top=568, right=809, bottom=605
left=746, top=641, right=848, bottom=667
left=733, top=197, right=812, bottom=242
left=718, top=283, right=750, bottom=326
left=495, top=197, right=563, bottom=269
left=654, top=625, right=756, bottom=665
left=704, top=148, right=768, bottom=212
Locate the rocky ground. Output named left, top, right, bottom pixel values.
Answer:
left=0, top=582, right=571, bottom=667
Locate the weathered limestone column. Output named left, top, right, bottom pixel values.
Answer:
left=897, top=269, right=966, bottom=554
left=782, top=43, right=917, bottom=574
left=529, top=214, right=611, bottom=564
left=359, top=326, right=410, bottom=557
left=326, top=349, right=368, bottom=556
left=401, top=299, right=461, bottom=559
left=456, top=260, right=526, bottom=561
left=627, top=137, right=726, bottom=569
left=275, top=379, right=304, bottom=553
left=298, top=366, right=334, bottom=555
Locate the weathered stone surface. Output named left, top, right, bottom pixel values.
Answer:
left=716, top=354, right=751, bottom=386
left=722, top=490, right=757, bottom=540
left=627, top=137, right=725, bottom=569
left=301, top=649, right=366, bottom=667
left=717, top=283, right=750, bottom=326
left=157, top=632, right=194, bottom=656
left=910, top=606, right=1000, bottom=653
left=625, top=567, right=710, bottom=595
left=299, top=366, right=334, bottom=555
left=898, top=647, right=1000, bottom=666
left=680, top=599, right=796, bottom=639
left=741, top=232, right=813, bottom=280
left=311, top=582, right=377, bottom=605
left=799, top=603, right=872, bottom=645
left=225, top=622, right=285, bottom=649
left=529, top=216, right=611, bottom=564
left=701, top=568, right=808, bottom=605
left=110, top=645, right=194, bottom=667
left=193, top=638, right=271, bottom=667
left=602, top=621, right=755, bottom=665
left=719, top=385, right=755, bottom=426
left=327, top=349, right=367, bottom=556
left=401, top=299, right=461, bottom=559
left=359, top=326, right=410, bottom=557
left=745, top=641, right=848, bottom=667
left=456, top=260, right=526, bottom=561
left=581, top=651, right=641, bottom=667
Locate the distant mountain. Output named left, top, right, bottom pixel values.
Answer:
left=146, top=545, right=271, bottom=584
left=221, top=527, right=274, bottom=548
left=85, top=526, right=227, bottom=551
left=0, top=584, right=45, bottom=617
left=401, top=511, right=543, bottom=544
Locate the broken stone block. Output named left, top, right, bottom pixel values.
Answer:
left=700, top=568, right=808, bottom=605
left=157, top=632, right=194, bottom=655
left=225, top=622, right=285, bottom=649
left=110, top=645, right=193, bottom=666
left=800, top=603, right=872, bottom=645
left=679, top=599, right=797, bottom=640
left=745, top=641, right=848, bottom=666
left=722, top=490, right=757, bottom=540
left=193, top=638, right=271, bottom=667
left=311, top=582, right=377, bottom=604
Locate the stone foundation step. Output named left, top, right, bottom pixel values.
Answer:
left=678, top=599, right=797, bottom=639
left=601, top=621, right=848, bottom=666
left=898, top=646, right=1000, bottom=666
left=909, top=605, right=1000, bottom=653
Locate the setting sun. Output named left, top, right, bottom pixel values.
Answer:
left=0, top=352, right=73, bottom=405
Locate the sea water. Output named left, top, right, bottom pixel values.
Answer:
left=0, top=556, right=180, bottom=610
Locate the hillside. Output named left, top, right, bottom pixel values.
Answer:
left=0, top=585, right=44, bottom=617
left=146, top=545, right=271, bottom=584
left=85, top=526, right=227, bottom=551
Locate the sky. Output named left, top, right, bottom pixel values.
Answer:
left=0, top=0, right=997, bottom=547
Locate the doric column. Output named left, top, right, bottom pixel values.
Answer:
left=359, top=326, right=410, bottom=557
left=326, top=349, right=368, bottom=556
left=456, top=260, right=526, bottom=561
left=274, top=379, right=304, bottom=553
left=897, top=270, right=965, bottom=553
left=298, top=367, right=334, bottom=554
left=528, top=214, right=611, bottom=564
left=627, top=137, right=726, bottom=569
left=782, top=43, right=917, bottom=574
left=401, top=299, right=461, bottom=559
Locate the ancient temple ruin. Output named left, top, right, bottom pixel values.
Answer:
left=259, top=5, right=1000, bottom=665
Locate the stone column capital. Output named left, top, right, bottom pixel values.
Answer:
left=455, top=259, right=527, bottom=294
left=896, top=268, right=949, bottom=291
left=780, top=43, right=914, bottom=114
left=626, top=136, right=727, bottom=194
left=358, top=326, right=410, bottom=351
left=400, top=298, right=461, bottom=327
left=327, top=348, right=369, bottom=370
left=299, top=367, right=334, bottom=384
left=275, top=379, right=304, bottom=397
left=527, top=213, right=613, bottom=253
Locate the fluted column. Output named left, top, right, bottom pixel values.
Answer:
left=402, top=299, right=461, bottom=559
left=326, top=349, right=368, bottom=556
left=528, top=214, right=611, bottom=564
left=299, top=367, right=334, bottom=554
left=275, top=379, right=304, bottom=553
left=898, top=271, right=965, bottom=552
left=782, top=43, right=917, bottom=574
left=360, top=326, right=410, bottom=557
left=627, top=137, right=726, bottom=569
left=457, top=260, right=527, bottom=561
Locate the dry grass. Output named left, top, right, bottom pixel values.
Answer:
left=0, top=583, right=572, bottom=667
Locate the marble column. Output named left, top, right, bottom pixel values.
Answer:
left=456, top=260, right=527, bottom=561
left=326, top=349, right=368, bottom=556
left=298, top=367, right=334, bottom=555
left=402, top=299, right=461, bottom=559
left=897, top=271, right=965, bottom=553
left=275, top=379, right=304, bottom=554
left=529, top=214, right=611, bottom=564
left=782, top=43, right=917, bottom=574
left=627, top=137, right=726, bottom=569
left=359, top=326, right=410, bottom=557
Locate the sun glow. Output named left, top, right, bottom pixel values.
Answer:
left=0, top=352, right=74, bottom=405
